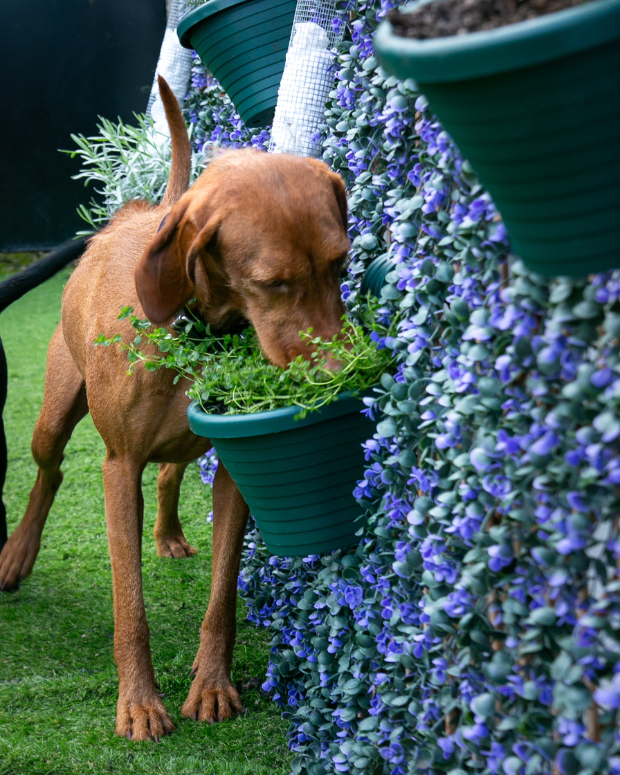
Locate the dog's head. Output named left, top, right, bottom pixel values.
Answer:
left=135, top=150, right=350, bottom=368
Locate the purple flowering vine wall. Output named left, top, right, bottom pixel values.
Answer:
left=187, top=3, right=620, bottom=774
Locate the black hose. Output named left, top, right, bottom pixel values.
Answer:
left=0, top=236, right=88, bottom=314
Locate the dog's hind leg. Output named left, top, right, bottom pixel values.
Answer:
left=182, top=461, right=247, bottom=723
left=0, top=325, right=88, bottom=590
left=154, top=462, right=197, bottom=558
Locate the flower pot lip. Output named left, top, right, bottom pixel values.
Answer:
left=178, top=0, right=260, bottom=48
left=188, top=391, right=373, bottom=439
left=374, top=0, right=620, bottom=83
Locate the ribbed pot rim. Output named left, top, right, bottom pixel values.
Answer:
left=360, top=255, right=393, bottom=297
left=374, top=0, right=620, bottom=83
left=178, top=0, right=281, bottom=48
left=187, top=392, right=371, bottom=439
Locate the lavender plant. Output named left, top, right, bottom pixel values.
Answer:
left=68, top=57, right=269, bottom=233
left=66, top=114, right=209, bottom=233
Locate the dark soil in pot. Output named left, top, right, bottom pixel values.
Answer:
left=388, top=0, right=586, bottom=38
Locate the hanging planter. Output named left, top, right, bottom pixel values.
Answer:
left=188, top=395, right=374, bottom=556
left=177, top=0, right=297, bottom=128
left=374, top=0, right=620, bottom=277
left=360, top=254, right=393, bottom=298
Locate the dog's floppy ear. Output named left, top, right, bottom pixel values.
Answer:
left=328, top=171, right=349, bottom=235
left=135, top=201, right=218, bottom=324
left=307, top=159, right=349, bottom=235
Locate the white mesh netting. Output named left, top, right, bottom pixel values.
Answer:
left=146, top=0, right=194, bottom=138
left=269, top=0, right=345, bottom=157
left=147, top=0, right=344, bottom=154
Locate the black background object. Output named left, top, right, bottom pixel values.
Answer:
left=0, top=0, right=166, bottom=251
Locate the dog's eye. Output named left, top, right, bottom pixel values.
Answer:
left=261, top=280, right=289, bottom=294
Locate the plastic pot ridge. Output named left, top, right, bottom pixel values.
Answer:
left=188, top=394, right=374, bottom=556
left=178, top=0, right=297, bottom=128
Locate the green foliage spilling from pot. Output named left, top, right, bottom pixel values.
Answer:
left=95, top=306, right=393, bottom=416
left=95, top=307, right=393, bottom=556
left=374, top=0, right=620, bottom=277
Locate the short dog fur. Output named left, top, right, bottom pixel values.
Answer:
left=0, top=78, right=350, bottom=740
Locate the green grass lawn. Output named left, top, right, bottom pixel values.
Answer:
left=0, top=251, right=46, bottom=280
left=0, top=266, right=290, bottom=775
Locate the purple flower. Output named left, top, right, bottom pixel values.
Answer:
left=566, top=491, right=589, bottom=513
left=461, top=722, right=489, bottom=742
left=530, top=431, right=559, bottom=456
left=343, top=585, right=364, bottom=609
left=437, top=736, right=455, bottom=759
left=594, top=673, right=620, bottom=709
left=556, top=533, right=586, bottom=555
left=565, top=448, right=585, bottom=466
left=592, top=367, right=613, bottom=387
left=488, top=544, right=513, bottom=572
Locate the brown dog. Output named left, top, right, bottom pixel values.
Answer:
left=0, top=77, right=349, bottom=740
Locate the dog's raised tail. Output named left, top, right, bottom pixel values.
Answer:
left=158, top=75, right=192, bottom=207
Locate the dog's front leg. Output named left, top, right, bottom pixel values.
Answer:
left=182, top=461, right=248, bottom=723
left=103, top=454, right=175, bottom=741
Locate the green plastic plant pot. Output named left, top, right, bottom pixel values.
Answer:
left=374, top=0, right=620, bottom=277
left=178, top=0, right=297, bottom=128
left=187, top=395, right=374, bottom=556
left=360, top=255, right=393, bottom=298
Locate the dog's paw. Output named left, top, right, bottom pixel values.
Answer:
left=155, top=533, right=197, bottom=559
left=181, top=675, right=243, bottom=723
left=116, top=692, right=175, bottom=742
left=0, top=528, right=40, bottom=591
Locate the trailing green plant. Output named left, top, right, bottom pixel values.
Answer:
left=95, top=306, right=395, bottom=416
left=65, top=114, right=208, bottom=233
